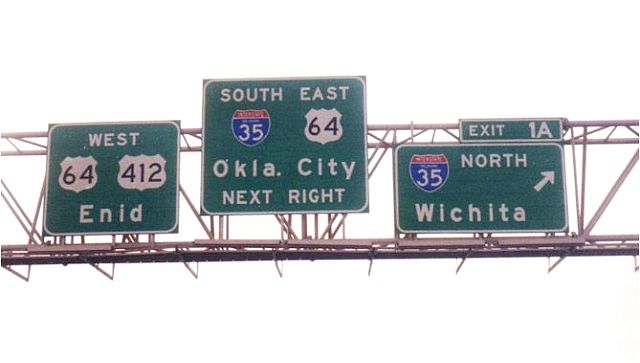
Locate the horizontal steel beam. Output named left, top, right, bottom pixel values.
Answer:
left=2, top=245, right=638, bottom=266
left=3, top=120, right=638, bottom=156
left=2, top=236, right=637, bottom=266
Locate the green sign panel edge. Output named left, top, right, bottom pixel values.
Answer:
left=394, top=143, right=568, bottom=234
left=43, top=120, right=181, bottom=236
left=200, top=76, right=369, bottom=215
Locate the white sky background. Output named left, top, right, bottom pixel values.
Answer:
left=1, top=1, right=638, bottom=362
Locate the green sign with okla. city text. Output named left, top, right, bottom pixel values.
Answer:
left=201, top=77, right=368, bottom=215
left=44, top=121, right=180, bottom=235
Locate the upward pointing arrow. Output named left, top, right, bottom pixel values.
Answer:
left=534, top=171, right=555, bottom=192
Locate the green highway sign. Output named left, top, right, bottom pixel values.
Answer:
left=44, top=121, right=180, bottom=235
left=395, top=143, right=567, bottom=233
left=459, top=118, right=563, bottom=143
left=201, top=77, right=368, bottom=215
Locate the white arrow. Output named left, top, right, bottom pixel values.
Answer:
left=534, top=171, right=555, bottom=192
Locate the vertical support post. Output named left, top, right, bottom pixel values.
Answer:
left=342, top=215, right=346, bottom=239
left=410, top=121, right=414, bottom=142
left=225, top=215, right=229, bottom=239
left=579, top=127, right=588, bottom=234
left=570, top=126, right=582, bottom=235
left=301, top=214, right=308, bottom=239
left=314, top=214, right=319, bottom=239
left=392, top=130, right=400, bottom=238
left=210, top=216, right=215, bottom=239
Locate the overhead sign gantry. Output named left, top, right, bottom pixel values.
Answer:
left=1, top=86, right=637, bottom=279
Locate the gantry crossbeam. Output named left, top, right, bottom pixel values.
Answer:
left=2, top=119, right=638, bottom=278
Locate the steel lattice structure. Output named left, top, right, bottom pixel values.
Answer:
left=2, top=119, right=638, bottom=280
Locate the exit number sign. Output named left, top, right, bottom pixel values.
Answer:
left=459, top=118, right=564, bottom=143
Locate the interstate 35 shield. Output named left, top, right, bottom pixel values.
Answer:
left=231, top=109, right=271, bottom=147
left=409, top=154, right=449, bottom=193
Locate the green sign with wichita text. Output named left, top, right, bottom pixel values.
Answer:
left=395, top=143, right=567, bottom=233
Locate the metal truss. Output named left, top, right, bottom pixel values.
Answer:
left=2, top=119, right=638, bottom=280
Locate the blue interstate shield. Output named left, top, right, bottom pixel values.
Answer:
left=231, top=109, right=271, bottom=147
left=409, top=154, right=449, bottom=193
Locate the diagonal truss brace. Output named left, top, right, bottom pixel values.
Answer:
left=181, top=257, right=199, bottom=279
left=456, top=250, right=472, bottom=274
left=274, top=253, right=284, bottom=278
left=1, top=179, right=45, bottom=244
left=85, top=260, right=115, bottom=280
left=547, top=248, right=573, bottom=273
left=2, top=264, right=31, bottom=282
left=582, top=150, right=638, bottom=237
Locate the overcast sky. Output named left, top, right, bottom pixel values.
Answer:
left=1, top=1, right=638, bottom=362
